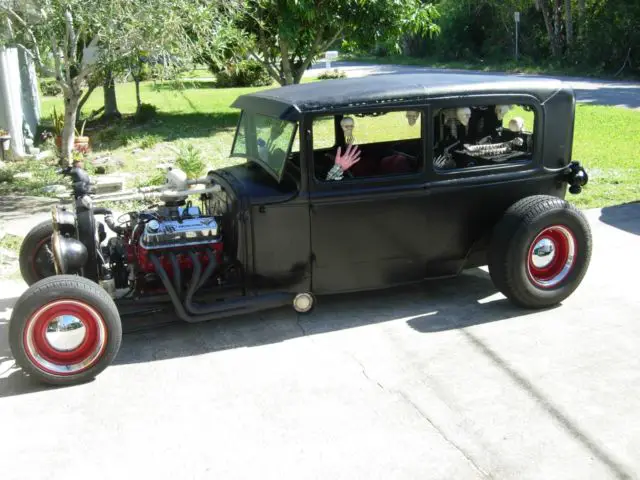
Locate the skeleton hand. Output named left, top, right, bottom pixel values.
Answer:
left=434, top=153, right=455, bottom=169
left=335, top=144, right=361, bottom=171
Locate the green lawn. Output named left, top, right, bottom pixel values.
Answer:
left=20, top=79, right=640, bottom=209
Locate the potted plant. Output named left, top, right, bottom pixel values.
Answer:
left=0, top=128, right=10, bottom=151
left=52, top=107, right=90, bottom=153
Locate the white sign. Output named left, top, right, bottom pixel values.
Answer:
left=325, top=50, right=338, bottom=68
left=514, top=11, right=520, bottom=22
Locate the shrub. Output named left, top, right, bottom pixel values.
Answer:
left=138, top=133, right=162, bottom=150
left=175, top=144, right=205, bottom=179
left=216, top=60, right=273, bottom=88
left=134, top=103, right=158, bottom=124
left=317, top=69, right=347, bottom=80
left=93, top=124, right=131, bottom=148
left=40, top=79, right=62, bottom=97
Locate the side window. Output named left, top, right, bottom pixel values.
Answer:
left=432, top=104, right=536, bottom=172
left=312, top=115, right=336, bottom=150
left=313, top=109, right=423, bottom=182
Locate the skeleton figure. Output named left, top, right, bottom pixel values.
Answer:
left=341, top=116, right=355, bottom=144
left=495, top=104, right=513, bottom=121
left=441, top=107, right=471, bottom=139
left=405, top=111, right=420, bottom=126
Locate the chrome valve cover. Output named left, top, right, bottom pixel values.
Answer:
left=139, top=217, right=219, bottom=249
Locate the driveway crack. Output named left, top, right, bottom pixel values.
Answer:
left=397, top=390, right=491, bottom=479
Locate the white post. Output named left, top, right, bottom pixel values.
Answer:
left=0, top=47, right=26, bottom=157
left=514, top=12, right=520, bottom=62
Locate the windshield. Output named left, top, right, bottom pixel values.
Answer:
left=231, top=111, right=297, bottom=180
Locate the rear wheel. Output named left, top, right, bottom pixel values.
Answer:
left=19, top=220, right=56, bottom=286
left=9, top=275, right=122, bottom=385
left=488, top=195, right=592, bottom=308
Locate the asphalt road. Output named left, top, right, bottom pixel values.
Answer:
left=1, top=202, right=639, bottom=479
left=306, top=60, right=640, bottom=110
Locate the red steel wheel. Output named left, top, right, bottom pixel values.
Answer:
left=9, top=275, right=122, bottom=386
left=23, top=300, right=107, bottom=376
left=488, top=195, right=592, bottom=309
left=526, top=225, right=577, bottom=289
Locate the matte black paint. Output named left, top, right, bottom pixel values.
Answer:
left=220, top=73, right=581, bottom=298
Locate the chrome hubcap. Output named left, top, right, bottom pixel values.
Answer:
left=45, top=315, right=87, bottom=351
left=293, top=293, right=314, bottom=313
left=531, top=238, right=556, bottom=269
left=527, top=225, right=577, bottom=289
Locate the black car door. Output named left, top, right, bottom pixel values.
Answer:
left=307, top=108, right=431, bottom=294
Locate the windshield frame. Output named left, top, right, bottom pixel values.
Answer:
left=230, top=110, right=298, bottom=182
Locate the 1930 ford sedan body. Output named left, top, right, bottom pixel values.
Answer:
left=10, top=73, right=591, bottom=385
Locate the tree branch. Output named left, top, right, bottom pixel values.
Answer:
left=49, top=34, right=69, bottom=91
left=278, top=37, right=294, bottom=84
left=249, top=49, right=281, bottom=83
left=0, top=5, right=54, bottom=76
left=293, top=28, right=343, bottom=84
left=64, top=7, right=75, bottom=88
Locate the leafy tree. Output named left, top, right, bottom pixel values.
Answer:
left=0, top=0, right=235, bottom=164
left=239, top=0, right=440, bottom=85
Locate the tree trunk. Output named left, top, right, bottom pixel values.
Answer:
left=564, top=0, right=573, bottom=47
left=76, top=84, right=97, bottom=120
left=577, top=0, right=585, bottom=38
left=537, top=0, right=562, bottom=57
left=279, top=39, right=295, bottom=85
left=102, top=70, right=121, bottom=122
left=553, top=0, right=562, bottom=50
left=134, top=76, right=142, bottom=112
left=60, top=94, right=80, bottom=166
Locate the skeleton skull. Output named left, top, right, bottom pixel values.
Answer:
left=508, top=116, right=525, bottom=133
left=495, top=104, right=513, bottom=121
left=456, top=107, right=471, bottom=127
left=406, top=111, right=420, bottom=126
left=341, top=117, right=355, bottom=144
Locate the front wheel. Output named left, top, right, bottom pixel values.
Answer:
left=488, top=195, right=592, bottom=309
left=9, top=275, right=122, bottom=385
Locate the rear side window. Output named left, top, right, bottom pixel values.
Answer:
left=432, top=103, right=536, bottom=172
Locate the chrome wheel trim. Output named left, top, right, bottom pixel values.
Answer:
left=45, top=315, right=87, bottom=351
left=531, top=237, right=556, bottom=269
left=24, top=300, right=107, bottom=375
left=527, top=225, right=577, bottom=289
left=293, top=293, right=314, bottom=313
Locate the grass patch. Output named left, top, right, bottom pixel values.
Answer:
left=26, top=78, right=638, bottom=210
left=571, top=104, right=640, bottom=208
left=0, top=233, right=23, bottom=253
left=0, top=155, right=61, bottom=197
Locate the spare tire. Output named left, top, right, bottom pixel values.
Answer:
left=488, top=195, right=592, bottom=309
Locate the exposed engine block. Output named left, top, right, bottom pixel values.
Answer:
left=139, top=216, right=219, bottom=249
left=130, top=206, right=223, bottom=275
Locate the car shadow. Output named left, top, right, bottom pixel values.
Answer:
left=599, top=201, right=640, bottom=236
left=3, top=273, right=630, bottom=477
left=0, top=268, right=553, bottom=397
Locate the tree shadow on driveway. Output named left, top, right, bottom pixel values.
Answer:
left=599, top=202, right=640, bottom=236
left=0, top=268, right=547, bottom=398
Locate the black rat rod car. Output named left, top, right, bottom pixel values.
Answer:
left=10, top=72, right=590, bottom=385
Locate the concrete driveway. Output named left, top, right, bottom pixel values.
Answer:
left=306, top=60, right=640, bottom=110
left=1, top=202, right=639, bottom=479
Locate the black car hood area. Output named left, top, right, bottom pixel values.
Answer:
left=214, top=163, right=298, bottom=205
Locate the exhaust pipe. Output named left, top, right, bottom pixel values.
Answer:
left=148, top=253, right=292, bottom=323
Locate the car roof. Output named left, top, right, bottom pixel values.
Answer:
left=230, top=72, right=570, bottom=121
